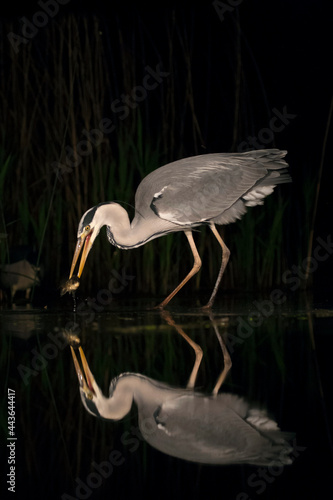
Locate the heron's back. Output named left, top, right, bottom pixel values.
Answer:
left=139, top=392, right=293, bottom=466
left=134, top=149, right=290, bottom=226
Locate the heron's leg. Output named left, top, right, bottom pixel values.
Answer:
left=156, top=230, right=201, bottom=309
left=203, top=223, right=230, bottom=309
left=209, top=313, right=232, bottom=395
left=161, top=310, right=203, bottom=389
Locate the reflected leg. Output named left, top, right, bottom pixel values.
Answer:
left=156, top=230, right=202, bottom=309
left=161, top=310, right=203, bottom=389
left=209, top=313, right=232, bottom=395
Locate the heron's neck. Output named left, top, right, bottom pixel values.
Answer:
left=101, top=203, right=168, bottom=249
left=96, top=374, right=180, bottom=420
left=107, top=224, right=156, bottom=249
left=96, top=374, right=136, bottom=420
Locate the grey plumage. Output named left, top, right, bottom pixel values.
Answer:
left=71, top=347, right=293, bottom=466
left=138, top=149, right=290, bottom=226
left=70, top=149, right=291, bottom=307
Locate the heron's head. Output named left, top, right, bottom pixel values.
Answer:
left=69, top=203, right=110, bottom=280
left=70, top=344, right=134, bottom=421
left=70, top=345, right=105, bottom=418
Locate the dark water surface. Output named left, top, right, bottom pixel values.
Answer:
left=1, top=291, right=333, bottom=500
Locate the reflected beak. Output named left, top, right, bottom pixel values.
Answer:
left=70, top=346, right=96, bottom=398
left=69, top=230, right=93, bottom=279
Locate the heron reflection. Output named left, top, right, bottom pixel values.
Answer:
left=69, top=315, right=293, bottom=466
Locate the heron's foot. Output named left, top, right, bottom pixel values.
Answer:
left=201, top=302, right=213, bottom=310
left=152, top=297, right=172, bottom=310
left=152, top=304, right=165, bottom=310
left=146, top=302, right=166, bottom=311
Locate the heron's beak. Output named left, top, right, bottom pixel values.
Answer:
left=69, top=230, right=94, bottom=279
left=70, top=346, right=96, bottom=398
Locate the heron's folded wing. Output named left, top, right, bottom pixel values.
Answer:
left=154, top=394, right=292, bottom=465
left=138, top=150, right=289, bottom=225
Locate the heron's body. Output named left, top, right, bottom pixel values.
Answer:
left=111, top=374, right=292, bottom=465
left=134, top=150, right=289, bottom=229
left=70, top=149, right=291, bottom=307
left=72, top=350, right=292, bottom=466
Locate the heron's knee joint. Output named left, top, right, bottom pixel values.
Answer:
left=223, top=247, right=230, bottom=258
left=194, top=261, right=201, bottom=272
left=196, top=346, right=203, bottom=357
left=225, top=358, right=232, bottom=370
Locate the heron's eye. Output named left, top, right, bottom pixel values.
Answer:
left=87, top=391, right=93, bottom=400
left=85, top=225, right=90, bottom=232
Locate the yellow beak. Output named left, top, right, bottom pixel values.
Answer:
left=70, top=345, right=96, bottom=397
left=69, top=230, right=93, bottom=279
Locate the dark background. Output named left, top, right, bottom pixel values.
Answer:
left=1, top=4, right=333, bottom=500
left=0, top=0, right=332, bottom=296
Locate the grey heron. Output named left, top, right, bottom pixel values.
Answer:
left=69, top=317, right=293, bottom=465
left=0, top=259, right=40, bottom=302
left=69, top=149, right=290, bottom=308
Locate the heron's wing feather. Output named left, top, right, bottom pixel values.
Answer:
left=136, top=150, right=289, bottom=225
left=153, top=394, right=292, bottom=465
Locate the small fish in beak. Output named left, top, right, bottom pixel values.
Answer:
left=60, top=276, right=80, bottom=296
left=62, top=328, right=81, bottom=347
